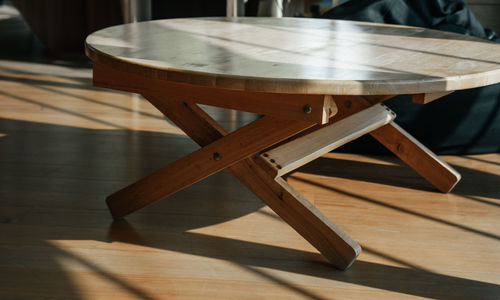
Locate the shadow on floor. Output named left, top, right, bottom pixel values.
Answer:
left=297, top=155, right=500, bottom=200
left=107, top=220, right=500, bottom=300
left=1, top=116, right=499, bottom=299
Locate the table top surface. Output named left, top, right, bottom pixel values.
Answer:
left=86, top=17, right=500, bottom=95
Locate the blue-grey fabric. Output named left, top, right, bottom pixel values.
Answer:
left=322, top=0, right=500, bottom=154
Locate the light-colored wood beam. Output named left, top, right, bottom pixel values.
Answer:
left=262, top=104, right=395, bottom=177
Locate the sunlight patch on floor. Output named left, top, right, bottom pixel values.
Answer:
left=0, top=74, right=185, bottom=134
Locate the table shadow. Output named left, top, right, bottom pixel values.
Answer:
left=107, top=220, right=500, bottom=300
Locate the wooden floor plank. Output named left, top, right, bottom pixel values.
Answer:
left=1, top=65, right=499, bottom=298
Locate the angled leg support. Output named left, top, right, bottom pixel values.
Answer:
left=106, top=106, right=314, bottom=219
left=261, top=104, right=395, bottom=177
left=143, top=94, right=361, bottom=270
left=329, top=96, right=461, bottom=193
left=370, top=122, right=461, bottom=192
left=370, top=122, right=461, bottom=193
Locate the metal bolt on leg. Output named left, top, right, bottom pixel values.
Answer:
left=303, top=105, right=312, bottom=114
left=213, top=152, right=222, bottom=161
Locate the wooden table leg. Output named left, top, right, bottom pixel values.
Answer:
left=107, top=111, right=313, bottom=219
left=105, top=92, right=458, bottom=269
left=234, top=158, right=361, bottom=270
left=331, top=96, right=461, bottom=193
left=370, top=122, right=461, bottom=193
left=144, top=94, right=361, bottom=270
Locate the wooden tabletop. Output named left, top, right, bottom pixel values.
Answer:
left=85, top=17, right=500, bottom=95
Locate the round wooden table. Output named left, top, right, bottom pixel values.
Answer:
left=85, top=17, right=500, bottom=270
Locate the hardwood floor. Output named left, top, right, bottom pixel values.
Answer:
left=1, top=4, right=499, bottom=300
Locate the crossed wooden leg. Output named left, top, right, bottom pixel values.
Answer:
left=325, top=96, right=461, bottom=193
left=128, top=95, right=361, bottom=270
left=370, top=123, right=461, bottom=192
left=105, top=93, right=460, bottom=270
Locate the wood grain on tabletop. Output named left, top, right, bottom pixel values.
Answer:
left=86, top=17, right=500, bottom=95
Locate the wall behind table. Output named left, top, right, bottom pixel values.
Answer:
left=467, top=0, right=500, bottom=34
left=11, top=0, right=123, bottom=59
left=151, top=0, right=225, bottom=19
